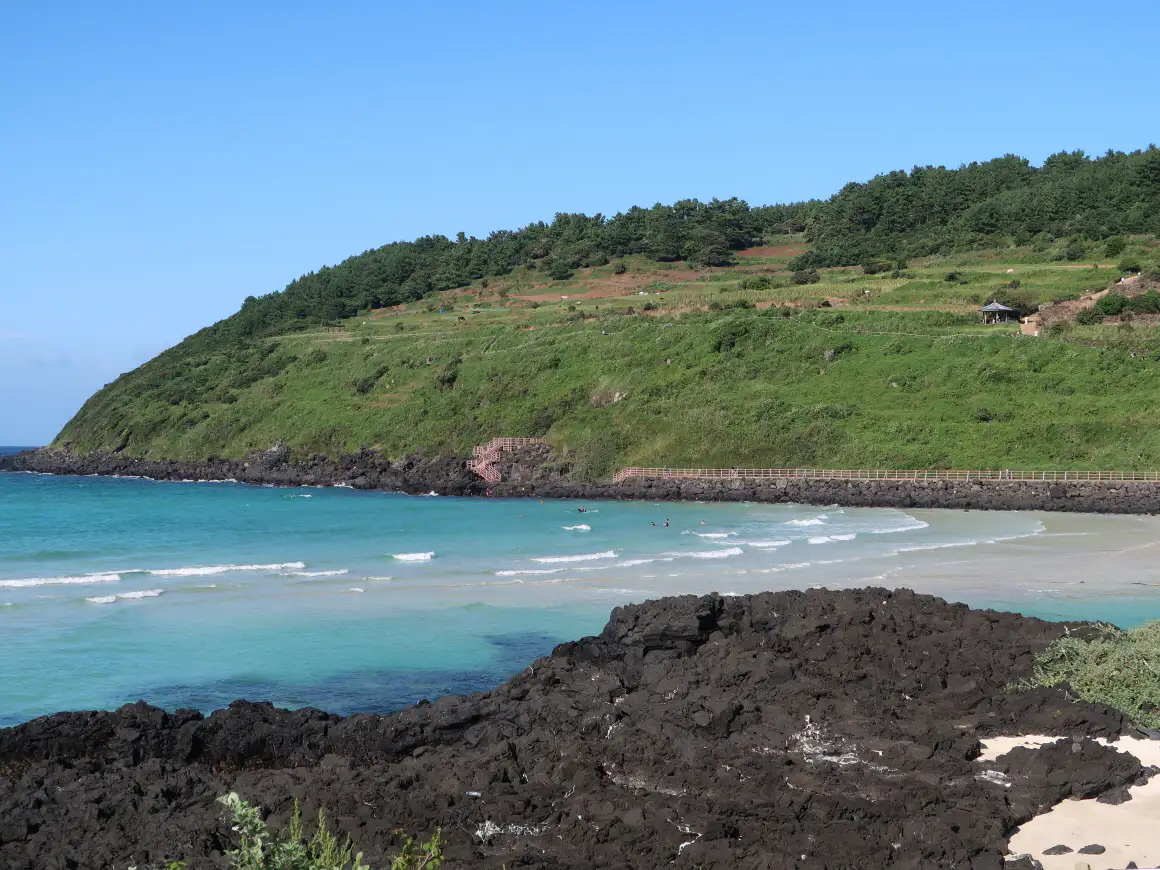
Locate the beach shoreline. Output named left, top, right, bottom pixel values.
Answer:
left=6, top=447, right=1160, bottom=514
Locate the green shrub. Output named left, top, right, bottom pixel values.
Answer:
left=792, top=268, right=820, bottom=285
left=1104, top=236, right=1127, bottom=257
left=740, top=274, right=773, bottom=291
left=1119, top=258, right=1143, bottom=274
left=1091, top=293, right=1128, bottom=317
left=862, top=259, right=892, bottom=275
left=545, top=258, right=573, bottom=281
left=1076, top=307, right=1101, bottom=325
left=612, top=262, right=627, bottom=275
left=1019, top=621, right=1160, bottom=728
left=214, top=793, right=442, bottom=870
left=1064, top=239, right=1086, bottom=261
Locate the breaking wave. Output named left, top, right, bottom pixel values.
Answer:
left=86, top=589, right=163, bottom=605
left=149, top=562, right=305, bottom=577
left=531, top=551, right=616, bottom=564
left=0, top=573, right=121, bottom=588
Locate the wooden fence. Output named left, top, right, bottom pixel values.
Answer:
left=611, top=467, right=1160, bottom=484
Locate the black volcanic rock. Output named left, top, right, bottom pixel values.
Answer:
left=0, top=588, right=1148, bottom=869
left=8, top=447, right=1160, bottom=512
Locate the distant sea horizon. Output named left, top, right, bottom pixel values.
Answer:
left=0, top=446, right=39, bottom=456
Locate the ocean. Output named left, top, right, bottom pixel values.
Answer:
left=4, top=457, right=1160, bottom=727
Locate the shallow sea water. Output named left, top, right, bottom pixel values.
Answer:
left=3, top=467, right=1160, bottom=726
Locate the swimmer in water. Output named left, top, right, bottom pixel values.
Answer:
left=578, top=506, right=587, bottom=513
left=664, top=518, right=670, bottom=527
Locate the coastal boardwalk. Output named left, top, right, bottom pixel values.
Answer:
left=610, top=467, right=1160, bottom=483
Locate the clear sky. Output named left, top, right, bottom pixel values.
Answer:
left=2, top=0, right=1158, bottom=444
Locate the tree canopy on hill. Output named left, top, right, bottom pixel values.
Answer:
left=213, top=199, right=809, bottom=343
left=791, top=147, right=1160, bottom=269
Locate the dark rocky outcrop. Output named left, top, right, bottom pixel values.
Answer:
left=6, top=446, right=1160, bottom=513
left=0, top=588, right=1151, bottom=869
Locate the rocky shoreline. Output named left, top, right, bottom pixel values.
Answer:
left=5, top=446, right=1160, bottom=513
left=0, top=588, right=1154, bottom=869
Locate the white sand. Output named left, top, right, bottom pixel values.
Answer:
left=977, top=734, right=1160, bottom=869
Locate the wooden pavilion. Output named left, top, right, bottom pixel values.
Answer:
left=979, top=301, right=1016, bottom=324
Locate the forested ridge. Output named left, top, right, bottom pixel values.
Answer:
left=792, top=146, right=1160, bottom=269
left=197, top=146, right=1160, bottom=346
left=214, top=200, right=809, bottom=343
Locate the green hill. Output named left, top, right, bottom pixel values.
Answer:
left=53, top=147, right=1160, bottom=476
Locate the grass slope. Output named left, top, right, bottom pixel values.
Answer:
left=56, top=243, right=1160, bottom=478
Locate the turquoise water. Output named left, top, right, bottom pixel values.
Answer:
left=4, top=462, right=1160, bottom=727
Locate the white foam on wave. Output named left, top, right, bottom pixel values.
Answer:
left=86, top=589, right=163, bottom=604
left=808, top=534, right=856, bottom=545
left=754, top=561, right=813, bottom=573
left=531, top=551, right=616, bottom=564
left=668, top=547, right=744, bottom=560
left=393, top=552, right=434, bottom=562
left=896, top=541, right=978, bottom=553
left=149, top=562, right=305, bottom=577
left=0, top=573, right=121, bottom=588
left=495, top=568, right=563, bottom=576
left=279, top=569, right=349, bottom=577
left=562, top=524, right=591, bottom=531
left=682, top=531, right=736, bottom=538
left=615, top=557, right=675, bottom=567
left=739, top=539, right=792, bottom=548
left=345, top=587, right=365, bottom=593
left=868, top=517, right=930, bottom=534
left=787, top=515, right=828, bottom=527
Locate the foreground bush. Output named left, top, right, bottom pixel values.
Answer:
left=1023, top=620, right=1160, bottom=728
left=217, top=793, right=441, bottom=870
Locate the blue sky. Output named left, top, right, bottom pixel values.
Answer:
left=2, top=0, right=1158, bottom=444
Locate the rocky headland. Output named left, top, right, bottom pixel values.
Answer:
left=0, top=588, right=1155, bottom=869
left=4, top=446, right=1160, bottom=513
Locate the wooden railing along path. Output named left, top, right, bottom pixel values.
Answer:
left=611, top=467, right=1160, bottom=484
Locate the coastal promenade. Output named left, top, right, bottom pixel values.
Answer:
left=611, top=467, right=1160, bottom=483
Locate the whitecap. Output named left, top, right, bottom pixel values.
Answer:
left=531, top=551, right=616, bottom=564
left=562, top=524, right=591, bottom=531
left=739, top=539, right=792, bottom=548
left=345, top=587, right=365, bottom=593
left=393, top=552, right=434, bottom=562
left=86, top=589, right=163, bottom=604
left=668, top=547, right=744, bottom=560
left=279, top=569, right=349, bottom=577
left=0, top=573, right=121, bottom=588
left=615, top=557, right=675, bottom=567
left=868, top=518, right=930, bottom=534
left=495, top=568, right=563, bottom=576
left=149, top=562, right=305, bottom=577
left=788, top=515, right=828, bottom=527
left=897, top=541, right=978, bottom=553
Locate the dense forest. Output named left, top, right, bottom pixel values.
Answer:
left=791, top=146, right=1160, bottom=269
left=212, top=200, right=809, bottom=343
left=199, top=146, right=1160, bottom=346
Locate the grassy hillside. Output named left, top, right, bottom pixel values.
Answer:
left=57, top=238, right=1160, bottom=477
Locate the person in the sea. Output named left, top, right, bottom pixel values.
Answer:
left=578, top=506, right=587, bottom=513
left=664, top=518, right=670, bottom=527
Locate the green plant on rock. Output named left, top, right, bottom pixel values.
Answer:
left=1019, top=621, right=1160, bottom=728
left=217, top=793, right=442, bottom=870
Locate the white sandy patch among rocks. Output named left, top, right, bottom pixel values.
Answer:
left=979, top=734, right=1160, bottom=870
